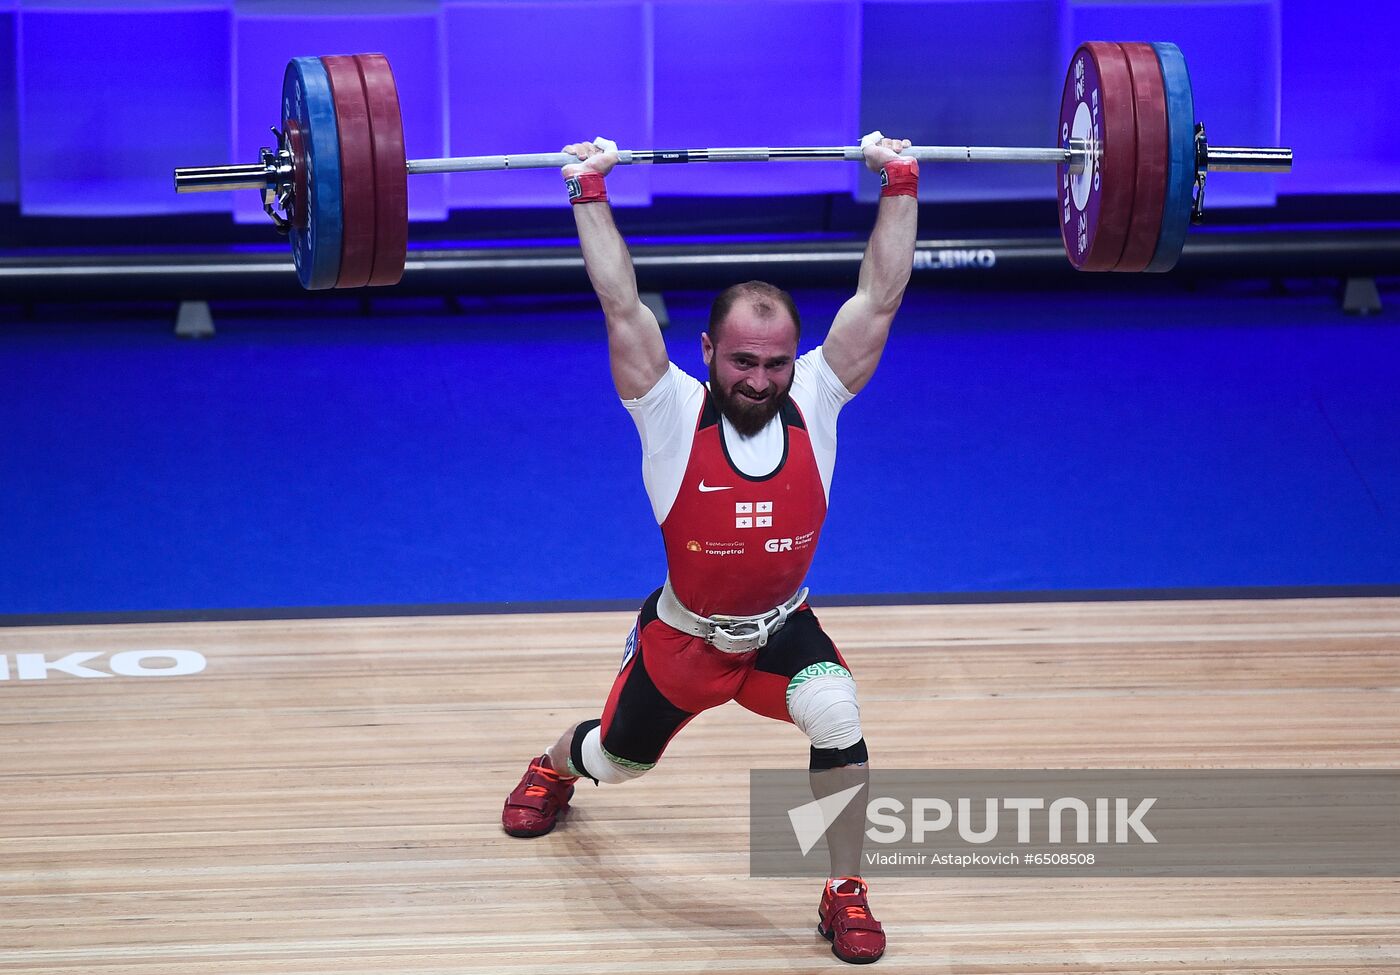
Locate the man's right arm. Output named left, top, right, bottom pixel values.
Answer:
left=564, top=140, right=668, bottom=399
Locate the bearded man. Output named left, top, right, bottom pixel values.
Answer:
left=502, top=132, right=919, bottom=965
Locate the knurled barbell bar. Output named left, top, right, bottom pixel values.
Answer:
left=173, top=42, right=1292, bottom=289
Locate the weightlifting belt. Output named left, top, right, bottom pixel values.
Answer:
left=657, top=578, right=808, bottom=654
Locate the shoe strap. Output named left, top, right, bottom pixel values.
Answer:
left=507, top=790, right=554, bottom=813
left=835, top=912, right=884, bottom=935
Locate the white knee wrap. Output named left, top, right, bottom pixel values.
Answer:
left=786, top=663, right=862, bottom=750
left=577, top=725, right=653, bottom=784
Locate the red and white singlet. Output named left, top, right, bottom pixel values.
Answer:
left=622, top=347, right=855, bottom=618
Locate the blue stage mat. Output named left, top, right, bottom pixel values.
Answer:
left=1, top=285, right=1397, bottom=616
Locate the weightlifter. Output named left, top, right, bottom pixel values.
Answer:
left=502, top=132, right=919, bottom=965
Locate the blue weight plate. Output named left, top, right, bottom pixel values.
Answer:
left=281, top=57, right=343, bottom=290
left=1148, top=42, right=1195, bottom=273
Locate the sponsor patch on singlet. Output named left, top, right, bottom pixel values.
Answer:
left=620, top=621, right=639, bottom=673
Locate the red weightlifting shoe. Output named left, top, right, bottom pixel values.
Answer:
left=502, top=754, right=577, bottom=838
left=818, top=876, right=886, bottom=964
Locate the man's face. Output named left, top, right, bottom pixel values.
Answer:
left=702, top=300, right=798, bottom=437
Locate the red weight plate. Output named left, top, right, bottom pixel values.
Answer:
left=1115, top=43, right=1169, bottom=273
left=1057, top=42, right=1138, bottom=271
left=321, top=55, right=377, bottom=289
left=354, top=53, right=408, bottom=287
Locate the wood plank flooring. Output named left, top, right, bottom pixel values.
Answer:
left=2, top=597, right=1398, bottom=973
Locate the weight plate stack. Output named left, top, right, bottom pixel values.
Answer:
left=321, top=55, right=378, bottom=289
left=281, top=57, right=344, bottom=291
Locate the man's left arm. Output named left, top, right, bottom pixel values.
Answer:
left=822, top=134, right=919, bottom=395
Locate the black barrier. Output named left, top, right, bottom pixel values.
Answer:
left=1, top=229, right=1397, bottom=302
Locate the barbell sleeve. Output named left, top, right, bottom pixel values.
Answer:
left=174, top=163, right=276, bottom=192
left=1201, top=146, right=1294, bottom=173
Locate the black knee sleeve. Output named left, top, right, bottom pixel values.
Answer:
left=569, top=718, right=602, bottom=784
left=809, top=737, right=868, bottom=770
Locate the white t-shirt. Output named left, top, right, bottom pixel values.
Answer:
left=622, top=346, right=855, bottom=523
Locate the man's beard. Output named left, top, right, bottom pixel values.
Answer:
left=708, top=358, right=792, bottom=437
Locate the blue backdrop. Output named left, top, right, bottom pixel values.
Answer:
left=1, top=1, right=1398, bottom=616
left=1, top=0, right=1398, bottom=218
left=3, top=284, right=1397, bottom=616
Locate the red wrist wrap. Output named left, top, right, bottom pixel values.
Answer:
left=566, top=171, right=608, bottom=205
left=879, top=157, right=919, bottom=198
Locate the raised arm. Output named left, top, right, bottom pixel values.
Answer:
left=563, top=139, right=669, bottom=400
left=821, top=134, right=920, bottom=395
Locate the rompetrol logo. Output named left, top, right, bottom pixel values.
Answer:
left=0, top=650, right=207, bottom=681
left=764, top=538, right=794, bottom=553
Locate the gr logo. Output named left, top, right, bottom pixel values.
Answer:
left=0, top=650, right=206, bottom=681
left=764, top=538, right=794, bottom=553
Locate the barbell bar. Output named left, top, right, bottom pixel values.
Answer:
left=176, top=142, right=1287, bottom=190
left=173, top=43, right=1292, bottom=288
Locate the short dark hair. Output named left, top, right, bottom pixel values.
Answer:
left=707, top=281, right=801, bottom=346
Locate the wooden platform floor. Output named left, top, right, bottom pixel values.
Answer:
left=3, top=597, right=1399, bottom=973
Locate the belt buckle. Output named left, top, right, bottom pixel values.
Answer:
left=710, top=616, right=770, bottom=653
left=704, top=620, right=748, bottom=647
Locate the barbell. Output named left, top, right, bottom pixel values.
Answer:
left=173, top=42, right=1292, bottom=289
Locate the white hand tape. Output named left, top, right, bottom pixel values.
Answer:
left=859, top=130, right=885, bottom=148
left=593, top=136, right=619, bottom=153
